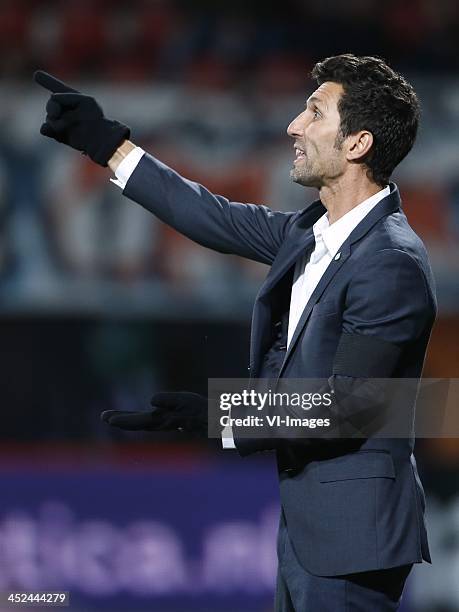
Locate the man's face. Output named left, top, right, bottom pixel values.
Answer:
left=287, top=81, right=347, bottom=188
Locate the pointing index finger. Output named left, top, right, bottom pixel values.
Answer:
left=33, top=70, right=80, bottom=94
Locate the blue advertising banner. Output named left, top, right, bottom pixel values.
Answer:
left=0, top=445, right=280, bottom=611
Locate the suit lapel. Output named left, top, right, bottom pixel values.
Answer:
left=249, top=200, right=325, bottom=375
left=249, top=228, right=315, bottom=374
left=277, top=243, right=351, bottom=377
left=258, top=228, right=315, bottom=298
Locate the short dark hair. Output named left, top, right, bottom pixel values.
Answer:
left=311, top=54, right=420, bottom=187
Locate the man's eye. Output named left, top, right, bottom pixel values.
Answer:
left=313, top=109, right=321, bottom=119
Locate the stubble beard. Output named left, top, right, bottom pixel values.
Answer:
left=290, top=158, right=322, bottom=188
left=291, top=136, right=345, bottom=188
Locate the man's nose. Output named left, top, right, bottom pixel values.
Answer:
left=287, top=113, right=304, bottom=138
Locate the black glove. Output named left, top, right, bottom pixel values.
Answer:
left=101, top=392, right=209, bottom=435
left=33, top=70, right=130, bottom=167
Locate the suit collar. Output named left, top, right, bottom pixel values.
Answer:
left=317, top=184, right=391, bottom=257
left=342, top=182, right=400, bottom=248
left=258, top=182, right=400, bottom=301
left=310, top=182, right=400, bottom=251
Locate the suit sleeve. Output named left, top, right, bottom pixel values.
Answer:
left=233, top=248, right=435, bottom=457
left=122, top=152, right=298, bottom=265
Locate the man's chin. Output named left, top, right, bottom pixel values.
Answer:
left=290, top=168, right=318, bottom=188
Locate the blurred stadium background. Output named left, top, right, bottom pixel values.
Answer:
left=0, top=0, right=458, bottom=610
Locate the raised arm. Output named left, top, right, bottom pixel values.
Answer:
left=120, top=146, right=297, bottom=264
left=34, top=71, right=297, bottom=265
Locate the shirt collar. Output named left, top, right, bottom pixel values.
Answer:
left=313, top=185, right=390, bottom=257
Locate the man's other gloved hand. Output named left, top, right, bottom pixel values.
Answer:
left=101, top=392, right=208, bottom=436
left=33, top=70, right=130, bottom=167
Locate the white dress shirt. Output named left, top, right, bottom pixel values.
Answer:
left=287, top=184, right=390, bottom=347
left=110, top=146, right=146, bottom=189
left=110, top=147, right=390, bottom=449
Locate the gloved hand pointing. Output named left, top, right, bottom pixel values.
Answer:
left=33, top=70, right=130, bottom=167
left=101, top=392, right=209, bottom=436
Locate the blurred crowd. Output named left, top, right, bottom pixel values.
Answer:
left=0, top=0, right=458, bottom=315
left=2, top=0, right=459, bottom=86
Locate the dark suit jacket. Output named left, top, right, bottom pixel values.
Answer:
left=123, top=153, right=437, bottom=576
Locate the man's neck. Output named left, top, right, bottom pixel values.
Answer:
left=319, top=175, right=383, bottom=225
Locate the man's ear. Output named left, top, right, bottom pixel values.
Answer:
left=346, top=131, right=373, bottom=162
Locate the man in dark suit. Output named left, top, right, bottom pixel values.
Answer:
left=34, top=54, right=436, bottom=611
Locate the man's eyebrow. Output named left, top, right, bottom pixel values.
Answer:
left=306, top=96, right=327, bottom=110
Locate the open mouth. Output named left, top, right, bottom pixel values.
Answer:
left=294, top=146, right=305, bottom=162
